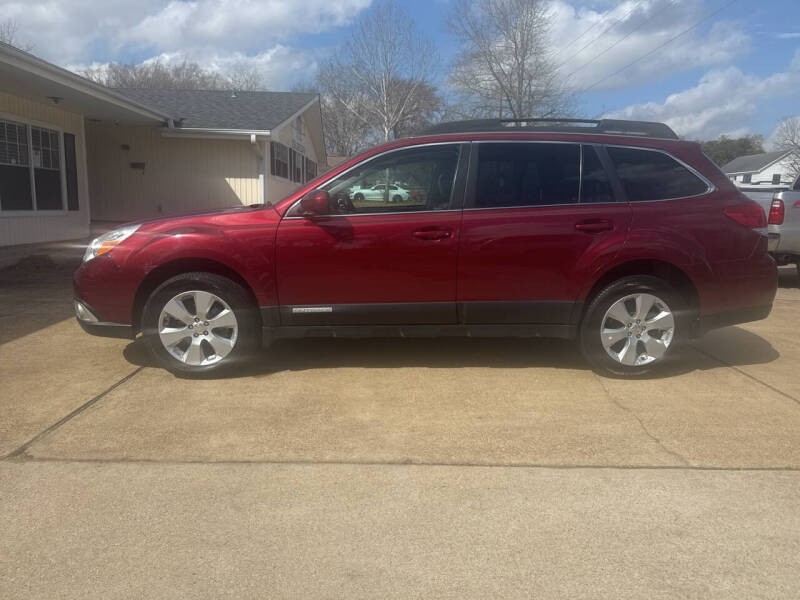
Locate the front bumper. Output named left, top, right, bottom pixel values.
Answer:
left=73, top=298, right=135, bottom=339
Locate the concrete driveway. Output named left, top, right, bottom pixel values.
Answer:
left=1, top=248, right=799, bottom=599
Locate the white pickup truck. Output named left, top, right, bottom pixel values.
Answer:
left=745, top=180, right=800, bottom=276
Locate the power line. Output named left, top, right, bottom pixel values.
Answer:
left=578, top=0, right=741, bottom=94
left=549, top=3, right=621, bottom=64
left=564, top=0, right=678, bottom=80
left=554, top=0, right=646, bottom=72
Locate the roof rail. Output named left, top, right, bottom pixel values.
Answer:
left=419, top=118, right=679, bottom=140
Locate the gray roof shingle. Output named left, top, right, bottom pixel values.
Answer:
left=722, top=150, right=791, bottom=174
left=112, top=88, right=317, bottom=131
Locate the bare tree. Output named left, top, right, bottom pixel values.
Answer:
left=292, top=82, right=372, bottom=157
left=447, top=0, right=572, bottom=119
left=317, top=1, right=439, bottom=142
left=391, top=81, right=443, bottom=138
left=773, top=117, right=800, bottom=183
left=83, top=60, right=227, bottom=90
left=227, top=63, right=263, bottom=91
left=0, top=19, right=34, bottom=51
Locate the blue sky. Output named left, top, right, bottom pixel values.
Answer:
left=3, top=0, right=799, bottom=141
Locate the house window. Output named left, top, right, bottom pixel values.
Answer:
left=31, top=126, right=63, bottom=210
left=742, top=174, right=752, bottom=184
left=0, top=118, right=69, bottom=213
left=292, top=117, right=304, bottom=141
left=270, top=142, right=289, bottom=179
left=772, top=174, right=781, bottom=185
left=305, top=157, right=317, bottom=182
left=289, top=149, right=303, bottom=183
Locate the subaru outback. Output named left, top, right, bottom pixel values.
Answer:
left=74, top=118, right=778, bottom=377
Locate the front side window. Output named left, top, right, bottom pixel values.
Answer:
left=475, top=143, right=580, bottom=208
left=607, top=147, right=710, bottom=201
left=320, top=145, right=461, bottom=214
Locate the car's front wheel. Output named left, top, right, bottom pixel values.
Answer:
left=141, top=272, right=259, bottom=375
left=580, top=275, right=683, bottom=377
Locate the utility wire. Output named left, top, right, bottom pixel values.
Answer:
left=554, top=0, right=646, bottom=72
left=578, top=0, right=741, bottom=94
left=564, top=0, right=678, bottom=80
left=549, top=3, right=621, bottom=63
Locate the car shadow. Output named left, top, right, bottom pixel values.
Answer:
left=122, top=324, right=779, bottom=380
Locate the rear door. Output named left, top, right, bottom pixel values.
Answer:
left=457, top=142, right=631, bottom=326
left=275, top=143, right=469, bottom=325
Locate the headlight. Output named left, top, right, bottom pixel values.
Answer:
left=83, top=224, right=141, bottom=263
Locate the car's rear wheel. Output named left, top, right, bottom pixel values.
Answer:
left=392, top=194, right=403, bottom=203
left=353, top=192, right=364, bottom=202
left=580, top=275, right=683, bottom=377
left=142, top=272, right=259, bottom=375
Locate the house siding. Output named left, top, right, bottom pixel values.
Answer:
left=730, top=155, right=798, bottom=188
left=266, top=112, right=322, bottom=205
left=86, top=122, right=261, bottom=221
left=0, top=91, right=91, bottom=246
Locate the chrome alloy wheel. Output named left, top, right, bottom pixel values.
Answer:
left=157, top=290, right=238, bottom=366
left=600, top=293, right=675, bottom=367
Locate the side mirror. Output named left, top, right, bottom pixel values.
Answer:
left=299, top=190, right=330, bottom=217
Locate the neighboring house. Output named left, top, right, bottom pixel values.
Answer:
left=722, top=149, right=798, bottom=190
left=0, top=42, right=326, bottom=247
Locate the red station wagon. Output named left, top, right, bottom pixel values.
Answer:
left=74, top=118, right=778, bottom=377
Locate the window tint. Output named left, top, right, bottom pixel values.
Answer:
left=476, top=143, right=579, bottom=208
left=607, top=147, right=709, bottom=201
left=321, top=145, right=461, bottom=214
left=581, top=146, right=614, bottom=203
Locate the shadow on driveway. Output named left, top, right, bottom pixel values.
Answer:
left=122, top=324, right=779, bottom=380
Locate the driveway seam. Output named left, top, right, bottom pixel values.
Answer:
left=692, top=346, right=800, bottom=407
left=7, top=455, right=800, bottom=471
left=593, top=374, right=691, bottom=466
left=1, top=367, right=144, bottom=461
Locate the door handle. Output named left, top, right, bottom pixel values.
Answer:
left=413, top=229, right=453, bottom=241
left=575, top=219, right=614, bottom=233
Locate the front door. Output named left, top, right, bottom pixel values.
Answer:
left=457, top=142, right=631, bottom=326
left=275, top=143, right=468, bottom=325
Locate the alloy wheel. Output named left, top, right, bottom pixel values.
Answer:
left=600, top=293, right=675, bottom=366
left=157, top=290, right=238, bottom=366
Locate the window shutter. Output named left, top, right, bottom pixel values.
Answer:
left=64, top=133, right=79, bottom=211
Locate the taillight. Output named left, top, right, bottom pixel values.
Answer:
left=768, top=199, right=785, bottom=224
left=724, top=202, right=766, bottom=228
left=793, top=199, right=800, bottom=208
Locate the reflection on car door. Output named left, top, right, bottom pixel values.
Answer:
left=457, top=142, right=631, bottom=329
left=275, top=143, right=469, bottom=326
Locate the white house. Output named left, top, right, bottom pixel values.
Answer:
left=722, top=149, right=798, bottom=190
left=0, top=42, right=326, bottom=247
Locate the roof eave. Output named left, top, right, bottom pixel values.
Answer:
left=0, top=42, right=173, bottom=123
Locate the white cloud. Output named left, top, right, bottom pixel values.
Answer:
left=777, top=32, right=800, bottom=40
left=606, top=50, right=800, bottom=140
left=549, top=0, right=750, bottom=92
left=4, top=0, right=370, bottom=89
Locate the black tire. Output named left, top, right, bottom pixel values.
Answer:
left=353, top=192, right=364, bottom=203
left=579, top=275, right=686, bottom=378
left=392, top=194, right=403, bottom=203
left=141, top=272, right=259, bottom=375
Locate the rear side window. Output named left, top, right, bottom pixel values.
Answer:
left=476, top=143, right=580, bottom=208
left=607, top=147, right=710, bottom=201
left=581, top=146, right=615, bottom=204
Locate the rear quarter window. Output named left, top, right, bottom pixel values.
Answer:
left=607, top=146, right=710, bottom=202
